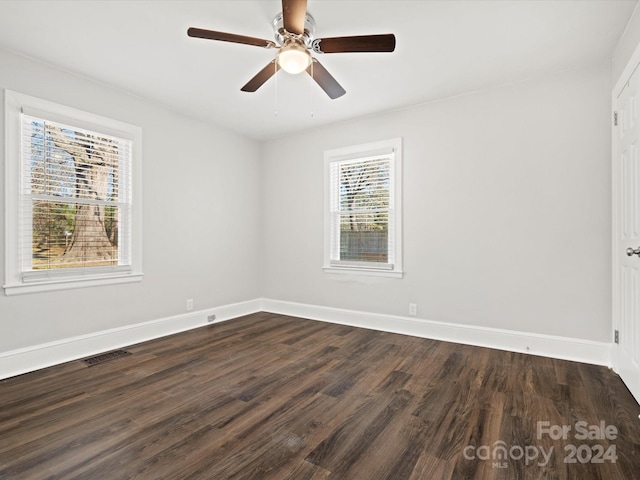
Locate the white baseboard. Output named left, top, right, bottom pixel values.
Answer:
left=260, top=299, right=613, bottom=367
left=0, top=297, right=612, bottom=381
left=0, top=299, right=261, bottom=380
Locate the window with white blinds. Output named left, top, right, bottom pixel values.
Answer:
left=22, top=115, right=132, bottom=274
left=324, top=138, right=403, bottom=278
left=4, top=91, right=142, bottom=295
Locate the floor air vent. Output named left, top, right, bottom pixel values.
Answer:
left=83, top=349, right=132, bottom=366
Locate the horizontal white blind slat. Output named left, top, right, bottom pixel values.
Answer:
left=21, top=106, right=136, bottom=141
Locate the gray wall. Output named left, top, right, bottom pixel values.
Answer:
left=0, top=52, right=620, bottom=358
left=613, top=2, right=640, bottom=83
left=0, top=49, right=262, bottom=352
left=261, top=63, right=612, bottom=342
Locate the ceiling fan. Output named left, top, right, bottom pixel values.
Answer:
left=187, top=0, right=396, bottom=99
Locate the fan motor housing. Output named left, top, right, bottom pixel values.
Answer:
left=272, top=12, right=316, bottom=47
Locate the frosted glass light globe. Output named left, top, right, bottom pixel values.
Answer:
left=277, top=42, right=311, bottom=74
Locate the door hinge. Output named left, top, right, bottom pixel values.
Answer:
left=614, top=111, right=618, bottom=126
left=614, top=329, right=619, bottom=344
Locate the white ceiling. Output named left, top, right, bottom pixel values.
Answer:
left=0, top=0, right=636, bottom=140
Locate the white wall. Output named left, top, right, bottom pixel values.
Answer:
left=0, top=49, right=262, bottom=352
left=613, top=2, right=640, bottom=83
left=262, top=63, right=612, bottom=342
left=0, top=46, right=615, bottom=370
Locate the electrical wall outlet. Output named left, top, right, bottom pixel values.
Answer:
left=409, top=303, right=417, bottom=316
left=207, top=314, right=216, bottom=323
left=186, top=299, right=194, bottom=312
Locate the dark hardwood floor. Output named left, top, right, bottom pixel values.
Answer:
left=1, top=313, right=639, bottom=479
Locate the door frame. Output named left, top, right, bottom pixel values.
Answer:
left=612, top=39, right=640, bottom=404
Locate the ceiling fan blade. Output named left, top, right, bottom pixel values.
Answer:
left=241, top=61, right=280, bottom=92
left=307, top=60, right=346, bottom=99
left=282, top=0, right=307, bottom=35
left=187, top=27, right=275, bottom=49
left=312, top=34, right=396, bottom=54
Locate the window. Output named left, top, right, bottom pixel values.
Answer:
left=4, top=91, right=142, bottom=295
left=324, top=138, right=402, bottom=278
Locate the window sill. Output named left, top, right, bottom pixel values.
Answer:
left=3, top=272, right=143, bottom=296
left=322, top=266, right=403, bottom=279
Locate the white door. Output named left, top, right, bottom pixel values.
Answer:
left=613, top=61, right=640, bottom=404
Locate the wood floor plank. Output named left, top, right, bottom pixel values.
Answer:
left=1, top=313, right=639, bottom=479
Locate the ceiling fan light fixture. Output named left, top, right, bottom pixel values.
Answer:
left=187, top=1, right=395, bottom=99
left=277, top=40, right=311, bottom=74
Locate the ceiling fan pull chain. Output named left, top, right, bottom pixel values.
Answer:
left=310, top=60, right=315, bottom=118
left=274, top=58, right=279, bottom=117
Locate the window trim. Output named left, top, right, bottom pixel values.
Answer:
left=3, top=90, right=143, bottom=295
left=323, top=137, right=403, bottom=278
